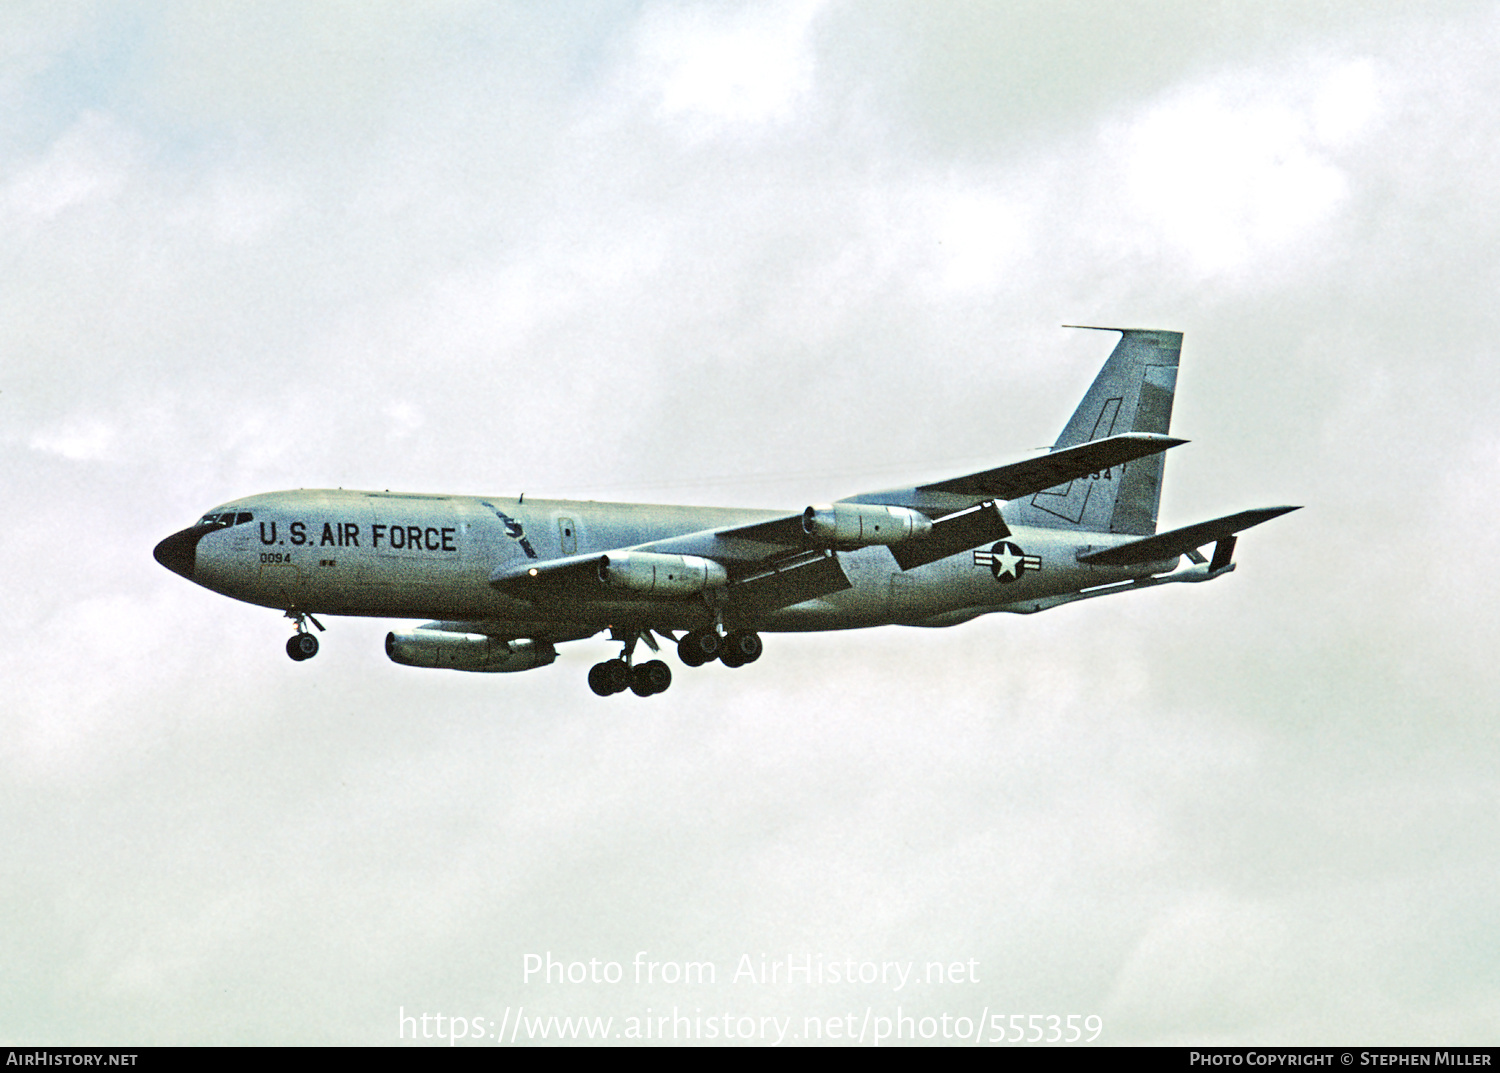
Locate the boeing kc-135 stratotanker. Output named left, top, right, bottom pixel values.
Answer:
left=154, top=328, right=1298, bottom=697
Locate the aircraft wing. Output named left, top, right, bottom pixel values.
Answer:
left=657, top=498, right=1008, bottom=576
left=845, top=432, right=1186, bottom=511
left=691, top=433, right=1183, bottom=569
left=488, top=537, right=856, bottom=607
left=917, top=432, right=1186, bottom=499
left=488, top=550, right=608, bottom=596
left=1075, top=506, right=1301, bottom=566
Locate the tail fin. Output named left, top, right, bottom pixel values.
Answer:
left=1006, top=328, right=1181, bottom=536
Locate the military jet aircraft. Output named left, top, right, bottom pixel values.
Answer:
left=154, top=328, right=1298, bottom=697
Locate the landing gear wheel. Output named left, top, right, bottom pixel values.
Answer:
left=593, top=658, right=631, bottom=695
left=286, top=633, right=319, bottom=661
left=605, top=659, right=632, bottom=693
left=677, top=629, right=720, bottom=667
left=720, top=630, right=761, bottom=667
left=629, top=659, right=672, bottom=696
left=588, top=662, right=613, bottom=696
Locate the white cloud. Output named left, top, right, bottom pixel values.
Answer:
left=1311, top=59, right=1381, bottom=147
left=28, top=417, right=118, bottom=461
left=383, top=401, right=424, bottom=440
left=1115, top=78, right=1358, bottom=274
left=635, top=0, right=824, bottom=132
left=3, top=111, right=132, bottom=224
left=925, top=188, right=1032, bottom=294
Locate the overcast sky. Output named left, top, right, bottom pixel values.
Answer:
left=4, top=0, right=1498, bottom=1047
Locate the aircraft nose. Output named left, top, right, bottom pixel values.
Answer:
left=153, top=527, right=199, bottom=579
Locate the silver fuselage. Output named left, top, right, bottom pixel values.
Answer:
left=177, top=488, right=1175, bottom=637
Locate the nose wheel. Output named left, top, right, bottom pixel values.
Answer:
left=284, top=609, right=325, bottom=662
left=286, top=633, right=319, bottom=661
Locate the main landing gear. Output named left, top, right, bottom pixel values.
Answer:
left=587, top=628, right=763, bottom=697
left=587, top=657, right=672, bottom=697
left=677, top=628, right=762, bottom=669
left=589, top=628, right=672, bottom=697
left=285, top=609, right=325, bottom=662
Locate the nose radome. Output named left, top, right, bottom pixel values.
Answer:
left=153, top=527, right=200, bottom=579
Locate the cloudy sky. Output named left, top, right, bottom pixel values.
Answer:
left=4, top=0, right=1498, bottom=1047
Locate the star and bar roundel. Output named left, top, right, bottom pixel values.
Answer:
left=973, top=541, right=1042, bottom=583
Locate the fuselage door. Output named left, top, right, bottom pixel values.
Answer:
left=558, top=516, right=578, bottom=556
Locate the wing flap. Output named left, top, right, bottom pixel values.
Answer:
left=728, top=550, right=852, bottom=610
left=889, top=500, right=1009, bottom=571
left=1075, top=506, right=1301, bottom=566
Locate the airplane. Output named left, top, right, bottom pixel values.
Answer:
left=153, top=327, right=1299, bottom=697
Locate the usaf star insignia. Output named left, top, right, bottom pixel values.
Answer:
left=974, top=541, right=1041, bottom=583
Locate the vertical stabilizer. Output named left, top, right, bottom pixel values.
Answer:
left=1006, top=328, right=1181, bottom=536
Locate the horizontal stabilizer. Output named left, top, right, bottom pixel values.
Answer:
left=1076, top=506, right=1301, bottom=566
left=890, top=500, right=1009, bottom=571
left=917, top=432, right=1185, bottom=501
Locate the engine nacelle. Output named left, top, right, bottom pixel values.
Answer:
left=802, top=503, right=933, bottom=546
left=598, top=552, right=729, bottom=596
left=385, top=630, right=557, bottom=673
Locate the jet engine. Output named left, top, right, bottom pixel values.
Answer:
left=385, top=630, right=557, bottom=673
left=598, top=552, right=729, bottom=596
left=802, top=503, right=933, bottom=546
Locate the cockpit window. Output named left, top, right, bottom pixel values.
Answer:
left=196, top=511, right=253, bottom=529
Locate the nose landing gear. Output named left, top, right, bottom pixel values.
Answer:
left=285, top=609, right=325, bottom=662
left=286, top=633, right=319, bottom=661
